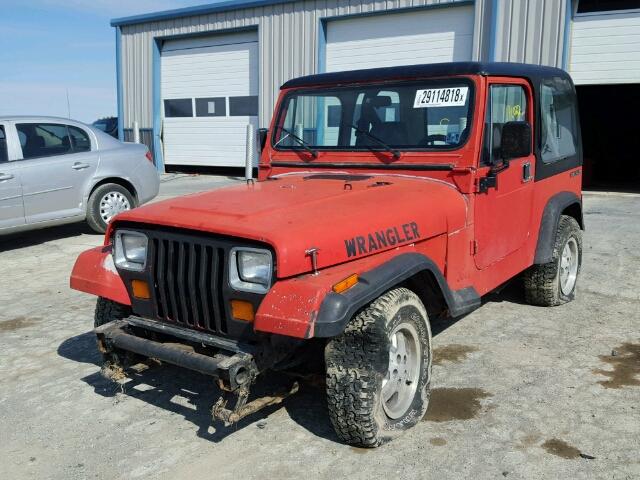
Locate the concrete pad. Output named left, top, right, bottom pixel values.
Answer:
left=0, top=181, right=638, bottom=480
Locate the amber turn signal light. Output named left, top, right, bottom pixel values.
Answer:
left=131, top=279, right=151, bottom=299
left=332, top=273, right=359, bottom=294
left=231, top=299, right=255, bottom=322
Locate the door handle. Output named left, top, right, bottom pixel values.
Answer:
left=72, top=162, right=90, bottom=170
left=522, top=162, right=532, bottom=182
left=0, top=173, right=14, bottom=181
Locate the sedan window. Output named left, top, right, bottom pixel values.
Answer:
left=16, top=123, right=73, bottom=160
left=0, top=126, right=7, bottom=162
left=69, top=126, right=91, bottom=152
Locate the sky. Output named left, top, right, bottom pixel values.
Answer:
left=0, top=0, right=210, bottom=123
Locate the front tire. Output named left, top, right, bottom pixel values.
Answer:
left=524, top=215, right=583, bottom=306
left=86, top=183, right=135, bottom=234
left=94, top=298, right=134, bottom=379
left=325, top=287, right=432, bottom=447
left=94, top=297, right=131, bottom=328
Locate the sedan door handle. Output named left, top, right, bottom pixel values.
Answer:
left=0, top=173, right=14, bottom=181
left=72, top=162, right=90, bottom=170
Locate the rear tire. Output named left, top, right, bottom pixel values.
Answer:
left=524, top=215, right=582, bottom=306
left=86, top=183, right=135, bottom=234
left=94, top=297, right=131, bottom=328
left=325, top=287, right=432, bottom=447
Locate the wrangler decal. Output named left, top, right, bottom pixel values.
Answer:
left=344, top=222, right=420, bottom=257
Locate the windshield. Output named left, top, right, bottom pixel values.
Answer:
left=273, top=79, right=473, bottom=152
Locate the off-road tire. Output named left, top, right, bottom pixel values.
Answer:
left=524, top=215, right=582, bottom=306
left=94, top=297, right=131, bottom=328
left=325, top=287, right=432, bottom=447
left=86, top=183, right=135, bottom=234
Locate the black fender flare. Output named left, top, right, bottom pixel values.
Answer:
left=313, top=252, right=480, bottom=337
left=534, top=191, right=584, bottom=265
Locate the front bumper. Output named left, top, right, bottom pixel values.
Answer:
left=95, top=316, right=258, bottom=390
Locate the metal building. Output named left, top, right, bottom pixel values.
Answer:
left=112, top=0, right=640, bottom=189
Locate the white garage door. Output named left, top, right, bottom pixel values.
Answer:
left=570, top=11, right=640, bottom=85
left=161, top=31, right=258, bottom=167
left=325, top=5, right=475, bottom=73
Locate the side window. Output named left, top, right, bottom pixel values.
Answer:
left=483, top=85, right=528, bottom=165
left=16, top=123, right=73, bottom=160
left=540, top=78, right=577, bottom=163
left=68, top=126, right=91, bottom=152
left=0, top=126, right=7, bottom=163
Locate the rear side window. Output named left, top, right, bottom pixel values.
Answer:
left=69, top=126, right=91, bottom=152
left=540, top=78, right=578, bottom=164
left=0, top=126, right=7, bottom=162
left=17, top=123, right=73, bottom=160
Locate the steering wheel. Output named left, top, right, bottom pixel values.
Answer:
left=423, top=134, right=447, bottom=146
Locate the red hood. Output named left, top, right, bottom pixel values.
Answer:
left=111, top=173, right=467, bottom=277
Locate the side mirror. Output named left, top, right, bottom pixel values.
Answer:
left=500, top=121, right=531, bottom=160
left=257, top=128, right=268, bottom=153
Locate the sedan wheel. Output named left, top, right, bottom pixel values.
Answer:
left=99, top=191, right=131, bottom=224
left=87, top=183, right=136, bottom=234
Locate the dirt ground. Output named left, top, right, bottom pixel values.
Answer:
left=0, top=179, right=638, bottom=480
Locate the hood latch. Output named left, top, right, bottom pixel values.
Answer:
left=305, top=247, right=320, bottom=275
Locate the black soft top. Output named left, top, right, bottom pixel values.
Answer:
left=281, top=61, right=572, bottom=89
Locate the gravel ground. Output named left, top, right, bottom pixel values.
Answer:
left=0, top=180, right=638, bottom=480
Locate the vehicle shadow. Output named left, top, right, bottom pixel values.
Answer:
left=57, top=331, right=104, bottom=365
left=57, top=331, right=337, bottom=443
left=0, top=222, right=98, bottom=252
left=482, top=278, right=529, bottom=306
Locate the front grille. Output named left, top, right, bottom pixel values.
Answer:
left=151, top=237, right=227, bottom=333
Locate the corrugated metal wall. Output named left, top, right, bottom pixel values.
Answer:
left=118, top=0, right=569, bottom=131
left=119, top=0, right=471, bottom=130
left=490, top=0, right=570, bottom=67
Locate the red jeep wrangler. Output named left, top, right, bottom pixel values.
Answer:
left=71, top=62, right=583, bottom=447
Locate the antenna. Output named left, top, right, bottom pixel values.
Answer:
left=66, top=88, right=71, bottom=118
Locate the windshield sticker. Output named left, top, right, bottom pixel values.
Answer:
left=414, top=87, right=469, bottom=108
left=344, top=222, right=420, bottom=258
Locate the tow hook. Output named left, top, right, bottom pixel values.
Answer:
left=212, top=380, right=300, bottom=426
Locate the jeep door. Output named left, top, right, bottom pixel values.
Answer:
left=0, top=123, right=25, bottom=229
left=14, top=122, right=99, bottom=224
left=474, top=78, right=535, bottom=270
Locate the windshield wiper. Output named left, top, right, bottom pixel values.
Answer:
left=350, top=124, right=400, bottom=159
left=276, top=127, right=317, bottom=157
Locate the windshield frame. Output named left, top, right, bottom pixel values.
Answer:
left=271, top=77, right=476, bottom=154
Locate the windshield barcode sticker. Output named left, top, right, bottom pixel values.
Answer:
left=414, top=87, right=469, bottom=108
